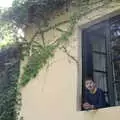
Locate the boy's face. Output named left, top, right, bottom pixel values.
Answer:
left=85, top=79, right=96, bottom=91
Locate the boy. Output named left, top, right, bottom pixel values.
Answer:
left=83, top=77, right=107, bottom=110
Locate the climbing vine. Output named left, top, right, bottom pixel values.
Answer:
left=0, top=47, right=22, bottom=120
left=19, top=0, right=115, bottom=86
left=1, top=0, right=115, bottom=86
left=21, top=44, right=56, bottom=86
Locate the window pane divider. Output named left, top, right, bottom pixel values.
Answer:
left=93, top=69, right=107, bottom=73
left=92, top=50, right=106, bottom=55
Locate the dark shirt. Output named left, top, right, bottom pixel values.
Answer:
left=84, top=88, right=107, bottom=109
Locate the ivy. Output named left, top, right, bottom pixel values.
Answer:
left=21, top=44, right=56, bottom=86
left=1, top=0, right=116, bottom=87
left=2, top=0, right=69, bottom=27
left=18, top=0, right=115, bottom=86
left=0, top=47, right=22, bottom=120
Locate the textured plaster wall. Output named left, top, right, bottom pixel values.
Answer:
left=21, top=2, right=120, bottom=120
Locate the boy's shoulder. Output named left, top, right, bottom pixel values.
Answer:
left=97, top=88, right=105, bottom=94
left=85, top=88, right=105, bottom=94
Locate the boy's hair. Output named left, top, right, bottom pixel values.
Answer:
left=85, top=76, right=94, bottom=82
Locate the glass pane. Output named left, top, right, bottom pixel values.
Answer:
left=93, top=53, right=106, bottom=71
left=93, top=72, right=107, bottom=92
left=91, top=37, right=106, bottom=53
left=112, top=63, right=120, bottom=105
left=110, top=15, right=120, bottom=105
left=93, top=72, right=108, bottom=102
left=115, top=83, right=120, bottom=103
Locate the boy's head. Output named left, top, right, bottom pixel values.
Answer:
left=85, top=77, right=96, bottom=91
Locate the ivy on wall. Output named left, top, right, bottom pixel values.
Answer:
left=21, top=44, right=56, bottom=86
left=1, top=0, right=115, bottom=87
left=0, top=47, right=22, bottom=120
left=20, top=0, right=114, bottom=86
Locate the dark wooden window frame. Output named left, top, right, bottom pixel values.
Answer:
left=81, top=18, right=118, bottom=110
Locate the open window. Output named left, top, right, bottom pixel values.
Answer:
left=81, top=15, right=120, bottom=110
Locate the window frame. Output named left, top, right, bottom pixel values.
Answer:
left=76, top=15, right=120, bottom=110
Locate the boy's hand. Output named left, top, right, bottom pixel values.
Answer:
left=83, top=102, right=94, bottom=110
left=83, top=102, right=91, bottom=109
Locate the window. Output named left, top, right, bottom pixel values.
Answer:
left=81, top=15, right=120, bottom=110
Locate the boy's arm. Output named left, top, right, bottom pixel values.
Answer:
left=83, top=90, right=92, bottom=109
left=94, top=90, right=106, bottom=109
left=84, top=90, right=89, bottom=103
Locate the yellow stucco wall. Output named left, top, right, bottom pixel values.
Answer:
left=21, top=2, right=120, bottom=120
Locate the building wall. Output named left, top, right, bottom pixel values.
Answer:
left=21, top=2, right=120, bottom=120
